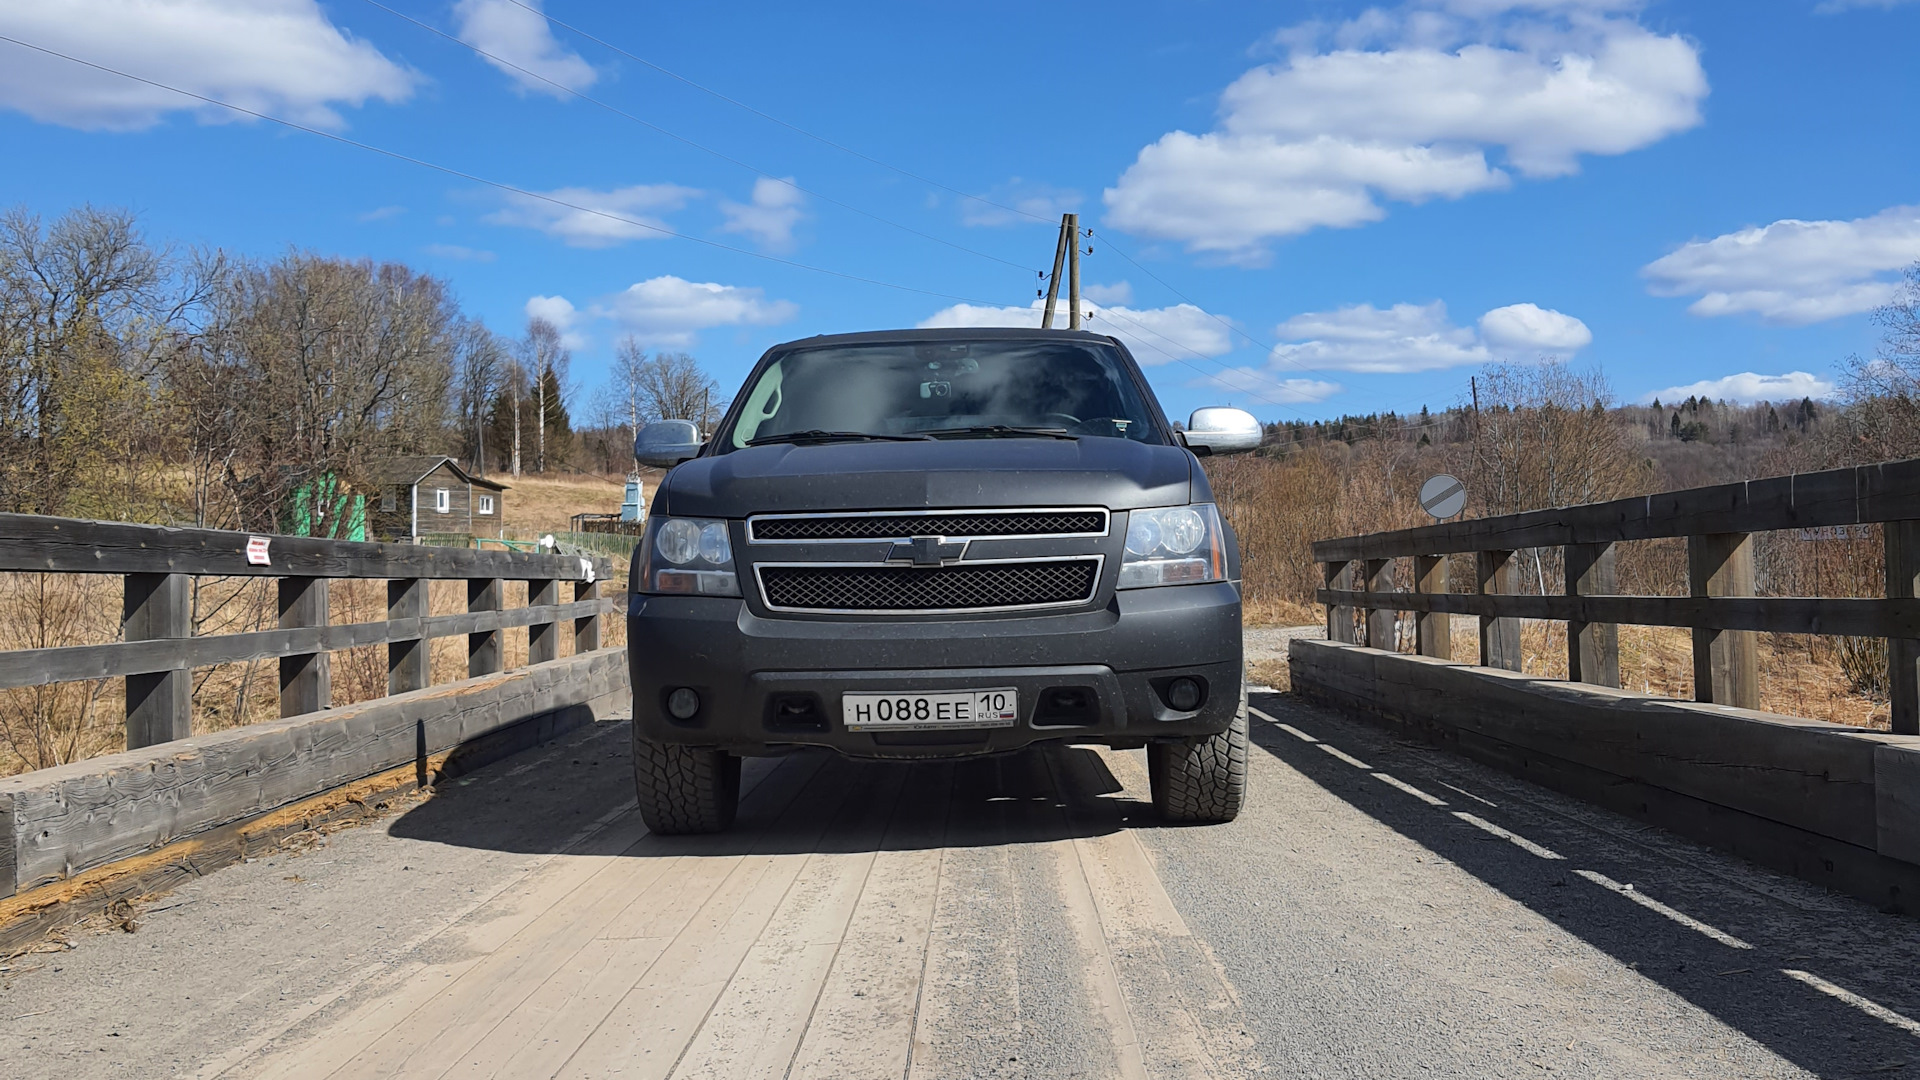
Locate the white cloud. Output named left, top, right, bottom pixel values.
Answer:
left=1641, top=205, right=1920, bottom=325
left=1478, top=302, right=1593, bottom=351
left=1814, top=0, right=1915, bottom=12
left=601, top=276, right=798, bottom=348
left=358, top=205, right=406, bottom=222
left=1187, top=367, right=1343, bottom=405
left=424, top=243, right=495, bottom=262
left=961, top=178, right=1082, bottom=228
left=720, top=178, right=806, bottom=252
left=1641, top=371, right=1837, bottom=405
left=1267, top=299, right=1587, bottom=373
left=1104, top=2, right=1706, bottom=261
left=917, top=299, right=1235, bottom=365
left=1083, top=281, right=1133, bottom=305
left=524, top=294, right=584, bottom=348
left=486, top=183, right=700, bottom=247
left=0, top=0, right=417, bottom=131
left=451, top=0, right=596, bottom=96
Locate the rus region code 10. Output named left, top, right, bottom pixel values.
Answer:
left=842, top=688, right=1019, bottom=731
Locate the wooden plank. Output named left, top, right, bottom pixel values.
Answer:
left=1878, top=742, right=1920, bottom=866
left=279, top=576, right=330, bottom=718
left=1363, top=558, right=1395, bottom=651
left=1313, top=589, right=1920, bottom=637
left=1566, top=542, right=1620, bottom=688
left=1414, top=554, right=1450, bottom=660
left=387, top=577, right=428, bottom=696
left=0, top=599, right=616, bottom=691
left=0, top=512, right=603, bottom=579
left=575, top=578, right=602, bottom=653
left=123, top=572, right=190, bottom=749
left=1312, top=457, right=1920, bottom=561
left=0, top=647, right=628, bottom=895
left=1477, top=550, right=1520, bottom=671
left=1690, top=533, right=1759, bottom=708
left=529, top=578, right=559, bottom=666
left=469, top=577, right=502, bottom=678
left=1891, top=521, right=1920, bottom=737
left=1324, top=561, right=1356, bottom=644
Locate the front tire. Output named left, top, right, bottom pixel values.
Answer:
left=1148, top=682, right=1248, bottom=824
left=633, top=738, right=740, bottom=834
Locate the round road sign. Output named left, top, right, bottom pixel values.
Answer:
left=1419, top=474, right=1467, bottom=520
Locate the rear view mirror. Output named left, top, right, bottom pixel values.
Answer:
left=636, top=419, right=703, bottom=468
left=1181, top=407, right=1262, bottom=456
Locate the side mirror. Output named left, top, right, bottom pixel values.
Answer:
left=635, top=419, right=703, bottom=468
left=1181, top=407, right=1262, bottom=456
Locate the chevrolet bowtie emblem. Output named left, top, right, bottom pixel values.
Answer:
left=888, top=535, right=967, bottom=567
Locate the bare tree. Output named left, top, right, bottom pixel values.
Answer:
left=1838, top=263, right=1920, bottom=463
left=453, top=318, right=505, bottom=476
left=522, top=317, right=571, bottom=473
left=637, top=351, right=725, bottom=431
left=611, top=335, right=649, bottom=453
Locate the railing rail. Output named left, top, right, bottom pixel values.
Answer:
left=0, top=513, right=615, bottom=752
left=1311, top=458, right=1920, bottom=735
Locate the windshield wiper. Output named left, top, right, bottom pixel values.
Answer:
left=745, top=429, right=934, bottom=446
left=919, top=425, right=1080, bottom=440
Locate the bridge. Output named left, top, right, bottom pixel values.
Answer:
left=3, top=461, right=1920, bottom=1078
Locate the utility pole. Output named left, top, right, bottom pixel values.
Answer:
left=1066, top=212, right=1082, bottom=330
left=1040, top=215, right=1069, bottom=329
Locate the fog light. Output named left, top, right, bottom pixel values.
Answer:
left=666, top=687, right=701, bottom=720
left=1166, top=678, right=1202, bottom=712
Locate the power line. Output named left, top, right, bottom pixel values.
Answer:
left=0, top=33, right=1019, bottom=309
left=500, top=0, right=1059, bottom=228
left=360, top=0, right=1041, bottom=277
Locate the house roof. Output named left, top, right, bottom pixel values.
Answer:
left=370, top=455, right=509, bottom=491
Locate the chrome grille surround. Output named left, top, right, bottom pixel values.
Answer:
left=748, top=507, right=1108, bottom=543
left=754, top=556, right=1104, bottom=615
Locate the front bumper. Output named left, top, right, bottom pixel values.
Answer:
left=627, top=582, right=1243, bottom=759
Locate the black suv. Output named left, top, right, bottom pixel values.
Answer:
left=627, top=328, right=1262, bottom=833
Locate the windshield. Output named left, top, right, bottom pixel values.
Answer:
left=720, top=339, right=1166, bottom=451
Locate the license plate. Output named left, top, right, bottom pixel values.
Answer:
left=842, top=688, right=1018, bottom=731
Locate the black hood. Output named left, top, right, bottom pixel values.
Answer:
left=660, top=437, right=1206, bottom=517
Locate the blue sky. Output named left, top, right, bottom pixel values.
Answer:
left=2, top=0, right=1916, bottom=425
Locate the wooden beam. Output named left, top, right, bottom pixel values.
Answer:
left=1315, top=589, right=1920, bottom=637
left=1690, top=533, right=1759, bottom=709
left=387, top=578, right=428, bottom=696
left=528, top=579, right=559, bottom=665
left=469, top=577, right=503, bottom=677
left=279, top=577, right=330, bottom=717
left=574, top=579, right=602, bottom=653
left=1364, top=558, right=1396, bottom=651
left=1414, top=555, right=1450, bottom=659
left=123, top=573, right=189, bottom=749
left=1323, top=561, right=1356, bottom=644
left=1312, top=457, right=1920, bottom=561
left=1890, top=520, right=1920, bottom=736
left=1566, top=542, right=1620, bottom=688
left=1477, top=550, right=1521, bottom=671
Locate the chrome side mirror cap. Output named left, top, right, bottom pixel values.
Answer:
left=635, top=419, right=703, bottom=468
left=1181, top=407, right=1262, bottom=456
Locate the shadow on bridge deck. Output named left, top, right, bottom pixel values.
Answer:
left=1244, top=692, right=1920, bottom=1080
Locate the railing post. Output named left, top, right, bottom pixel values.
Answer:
left=387, top=577, right=428, bottom=695
left=574, top=577, right=602, bottom=653
left=1889, top=521, right=1920, bottom=736
left=1688, top=533, right=1758, bottom=708
left=1324, top=560, right=1356, bottom=644
left=1364, top=558, right=1395, bottom=650
left=528, top=578, right=559, bottom=665
left=469, top=577, right=503, bottom=677
left=1566, top=542, right=1620, bottom=687
left=1414, top=554, right=1451, bottom=659
left=124, top=572, right=190, bottom=748
left=1477, top=550, right=1521, bottom=671
left=279, top=577, right=330, bottom=717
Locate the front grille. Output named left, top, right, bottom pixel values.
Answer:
left=750, top=509, right=1105, bottom=542
left=758, top=559, right=1100, bottom=612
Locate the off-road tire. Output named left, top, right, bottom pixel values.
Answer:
left=633, top=738, right=740, bottom=834
left=1148, top=682, right=1249, bottom=824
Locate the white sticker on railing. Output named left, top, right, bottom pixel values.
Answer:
left=579, top=557, right=595, bottom=584
left=246, top=536, right=272, bottom=566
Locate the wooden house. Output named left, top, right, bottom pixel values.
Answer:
left=369, top=456, right=508, bottom=540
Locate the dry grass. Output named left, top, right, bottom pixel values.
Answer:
left=492, top=470, right=663, bottom=539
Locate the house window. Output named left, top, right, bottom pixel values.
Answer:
left=477, top=494, right=495, bottom=516
left=381, top=487, right=397, bottom=512
left=434, top=488, right=451, bottom=514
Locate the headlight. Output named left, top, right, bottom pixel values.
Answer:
left=635, top=516, right=741, bottom=596
left=1118, top=504, right=1227, bottom=589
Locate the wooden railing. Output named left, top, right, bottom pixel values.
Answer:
left=1312, top=458, right=1920, bottom=735
left=0, top=514, right=617, bottom=752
